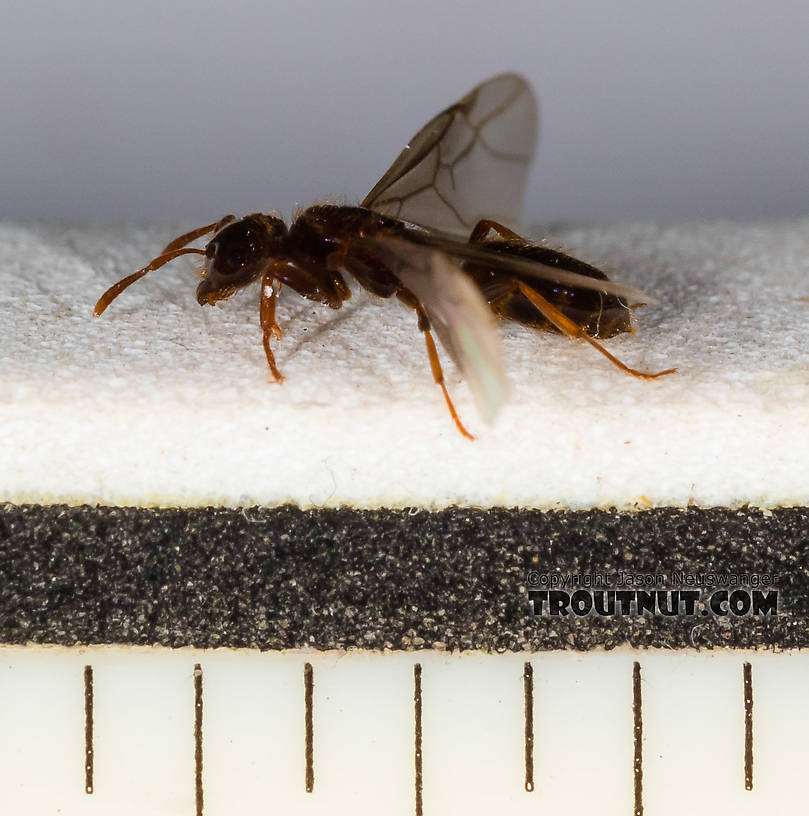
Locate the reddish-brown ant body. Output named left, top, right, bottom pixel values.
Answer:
left=94, top=74, right=673, bottom=438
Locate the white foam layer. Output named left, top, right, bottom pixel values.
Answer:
left=2, top=219, right=808, bottom=509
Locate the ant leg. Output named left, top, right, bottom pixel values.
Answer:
left=260, top=272, right=284, bottom=383
left=395, top=288, right=474, bottom=439
left=470, top=219, right=524, bottom=243
left=420, top=315, right=475, bottom=440
left=515, top=280, right=676, bottom=379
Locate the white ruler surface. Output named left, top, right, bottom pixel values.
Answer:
left=0, top=646, right=806, bottom=815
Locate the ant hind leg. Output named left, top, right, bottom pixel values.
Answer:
left=469, top=219, right=524, bottom=244
left=516, top=280, right=676, bottom=380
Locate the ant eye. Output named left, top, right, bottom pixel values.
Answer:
left=218, top=249, right=245, bottom=276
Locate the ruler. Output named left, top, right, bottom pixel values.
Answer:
left=1, top=646, right=806, bottom=815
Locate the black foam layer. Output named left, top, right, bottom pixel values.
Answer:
left=0, top=504, right=804, bottom=651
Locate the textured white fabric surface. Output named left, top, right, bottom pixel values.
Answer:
left=2, top=219, right=808, bottom=509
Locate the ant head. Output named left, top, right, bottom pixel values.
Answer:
left=196, top=213, right=288, bottom=306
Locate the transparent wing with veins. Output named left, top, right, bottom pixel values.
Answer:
left=362, top=73, right=537, bottom=238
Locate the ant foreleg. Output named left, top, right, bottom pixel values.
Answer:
left=260, top=272, right=284, bottom=383
left=515, top=280, right=676, bottom=379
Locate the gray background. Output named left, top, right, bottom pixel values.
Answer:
left=3, top=0, right=808, bottom=225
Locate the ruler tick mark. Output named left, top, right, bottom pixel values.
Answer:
left=632, top=661, right=643, bottom=816
left=523, top=662, right=534, bottom=792
left=743, top=661, right=753, bottom=790
left=414, top=663, right=423, bottom=816
left=83, top=665, right=94, bottom=795
left=304, top=662, right=314, bottom=793
left=194, top=663, right=204, bottom=816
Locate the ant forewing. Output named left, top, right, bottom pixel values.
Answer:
left=94, top=73, right=674, bottom=439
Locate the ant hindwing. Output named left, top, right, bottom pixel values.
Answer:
left=94, top=73, right=675, bottom=439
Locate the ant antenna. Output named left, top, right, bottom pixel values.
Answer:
left=93, top=219, right=223, bottom=317
left=93, top=247, right=206, bottom=317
